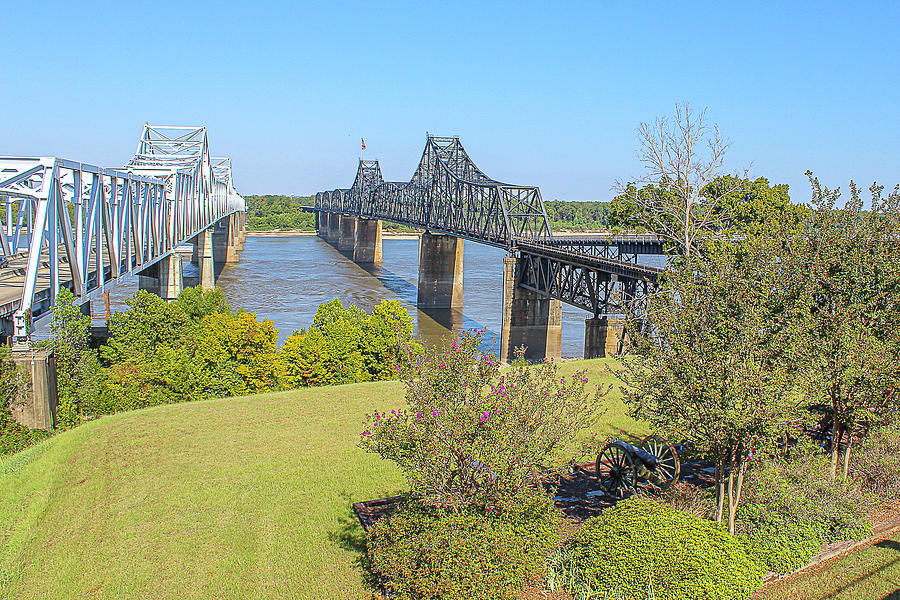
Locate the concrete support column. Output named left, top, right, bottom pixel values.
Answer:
left=584, top=317, right=626, bottom=358
left=199, top=228, right=215, bottom=290
left=500, top=256, right=562, bottom=362
left=417, top=231, right=463, bottom=309
left=137, top=255, right=183, bottom=300
left=327, top=213, right=341, bottom=244
left=353, top=218, right=382, bottom=263
left=138, top=261, right=161, bottom=295
left=225, top=214, right=241, bottom=263
left=339, top=215, right=357, bottom=252
left=162, top=254, right=184, bottom=300
left=9, top=348, right=58, bottom=430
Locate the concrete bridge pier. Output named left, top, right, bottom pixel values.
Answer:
left=584, top=317, right=626, bottom=358
left=500, top=256, right=562, bottom=362
left=339, top=215, right=357, bottom=252
left=199, top=228, right=215, bottom=290
left=327, top=213, right=341, bottom=244
left=353, top=218, right=382, bottom=264
left=138, top=255, right=184, bottom=300
left=417, top=231, right=463, bottom=309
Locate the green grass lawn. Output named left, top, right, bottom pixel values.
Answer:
left=757, top=533, right=900, bottom=600
left=0, top=358, right=633, bottom=600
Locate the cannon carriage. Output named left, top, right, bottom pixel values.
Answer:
left=596, top=435, right=681, bottom=499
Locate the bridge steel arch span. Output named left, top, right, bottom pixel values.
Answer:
left=0, top=124, right=246, bottom=342
left=313, top=134, right=664, bottom=362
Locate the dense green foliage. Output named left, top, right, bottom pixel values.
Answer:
left=737, top=452, right=872, bottom=574
left=787, top=176, right=900, bottom=478
left=544, top=200, right=610, bottom=231
left=852, top=422, right=900, bottom=499
left=280, top=298, right=414, bottom=387
left=609, top=176, right=807, bottom=243
left=368, top=492, right=560, bottom=600
left=553, top=498, right=765, bottom=600
left=619, top=233, right=803, bottom=532
left=245, top=194, right=315, bottom=231
left=361, top=329, right=604, bottom=509
left=41, top=289, right=411, bottom=428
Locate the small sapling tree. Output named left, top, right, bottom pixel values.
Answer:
left=360, top=329, right=606, bottom=510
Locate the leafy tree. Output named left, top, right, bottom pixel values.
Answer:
left=43, top=288, right=105, bottom=423
left=244, top=195, right=315, bottom=231
left=173, top=286, right=230, bottom=322
left=279, top=298, right=414, bottom=387
left=101, top=290, right=191, bottom=364
left=788, top=174, right=900, bottom=480
left=195, top=311, right=281, bottom=395
left=619, top=234, right=803, bottom=534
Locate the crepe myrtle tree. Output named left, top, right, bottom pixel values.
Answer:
left=360, top=329, right=607, bottom=510
left=789, top=173, right=900, bottom=480
left=618, top=234, right=804, bottom=534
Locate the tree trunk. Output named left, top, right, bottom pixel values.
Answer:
left=714, top=459, right=725, bottom=523
left=842, top=428, right=853, bottom=480
left=728, top=456, right=748, bottom=536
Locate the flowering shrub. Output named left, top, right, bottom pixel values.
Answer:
left=360, top=329, right=605, bottom=508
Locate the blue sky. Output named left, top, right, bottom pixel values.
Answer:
left=2, top=1, right=897, bottom=203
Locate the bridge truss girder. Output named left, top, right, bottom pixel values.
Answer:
left=316, top=135, right=552, bottom=247
left=516, top=244, right=658, bottom=318
left=0, top=124, right=244, bottom=335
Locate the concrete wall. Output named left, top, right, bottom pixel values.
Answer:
left=9, top=348, right=57, bottom=431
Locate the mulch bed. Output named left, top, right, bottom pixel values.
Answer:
left=353, top=458, right=718, bottom=531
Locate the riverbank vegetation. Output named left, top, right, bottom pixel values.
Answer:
left=0, top=290, right=415, bottom=451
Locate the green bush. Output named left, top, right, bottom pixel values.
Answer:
left=367, top=492, right=560, bottom=600
left=554, top=498, right=764, bottom=600
left=736, top=502, right=823, bottom=575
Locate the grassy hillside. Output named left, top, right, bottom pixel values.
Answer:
left=0, top=359, right=635, bottom=600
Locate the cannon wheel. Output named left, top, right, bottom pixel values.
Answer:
left=596, top=443, right=637, bottom=500
left=640, top=434, right=680, bottom=489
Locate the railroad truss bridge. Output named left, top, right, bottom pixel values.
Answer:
left=314, top=135, right=666, bottom=361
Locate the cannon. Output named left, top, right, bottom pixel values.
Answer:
left=596, top=435, right=680, bottom=499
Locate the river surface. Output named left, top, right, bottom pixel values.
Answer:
left=38, top=235, right=663, bottom=358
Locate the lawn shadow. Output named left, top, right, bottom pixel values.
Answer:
left=882, top=590, right=900, bottom=600
left=328, top=490, right=400, bottom=593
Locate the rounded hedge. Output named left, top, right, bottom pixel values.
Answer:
left=557, top=498, right=765, bottom=600
left=737, top=502, right=823, bottom=575
left=367, top=493, right=560, bottom=600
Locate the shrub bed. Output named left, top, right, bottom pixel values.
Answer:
left=367, top=492, right=560, bottom=600
left=552, top=498, right=764, bottom=600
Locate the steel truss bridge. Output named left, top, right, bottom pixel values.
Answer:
left=315, top=135, right=663, bottom=317
left=0, top=124, right=245, bottom=339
